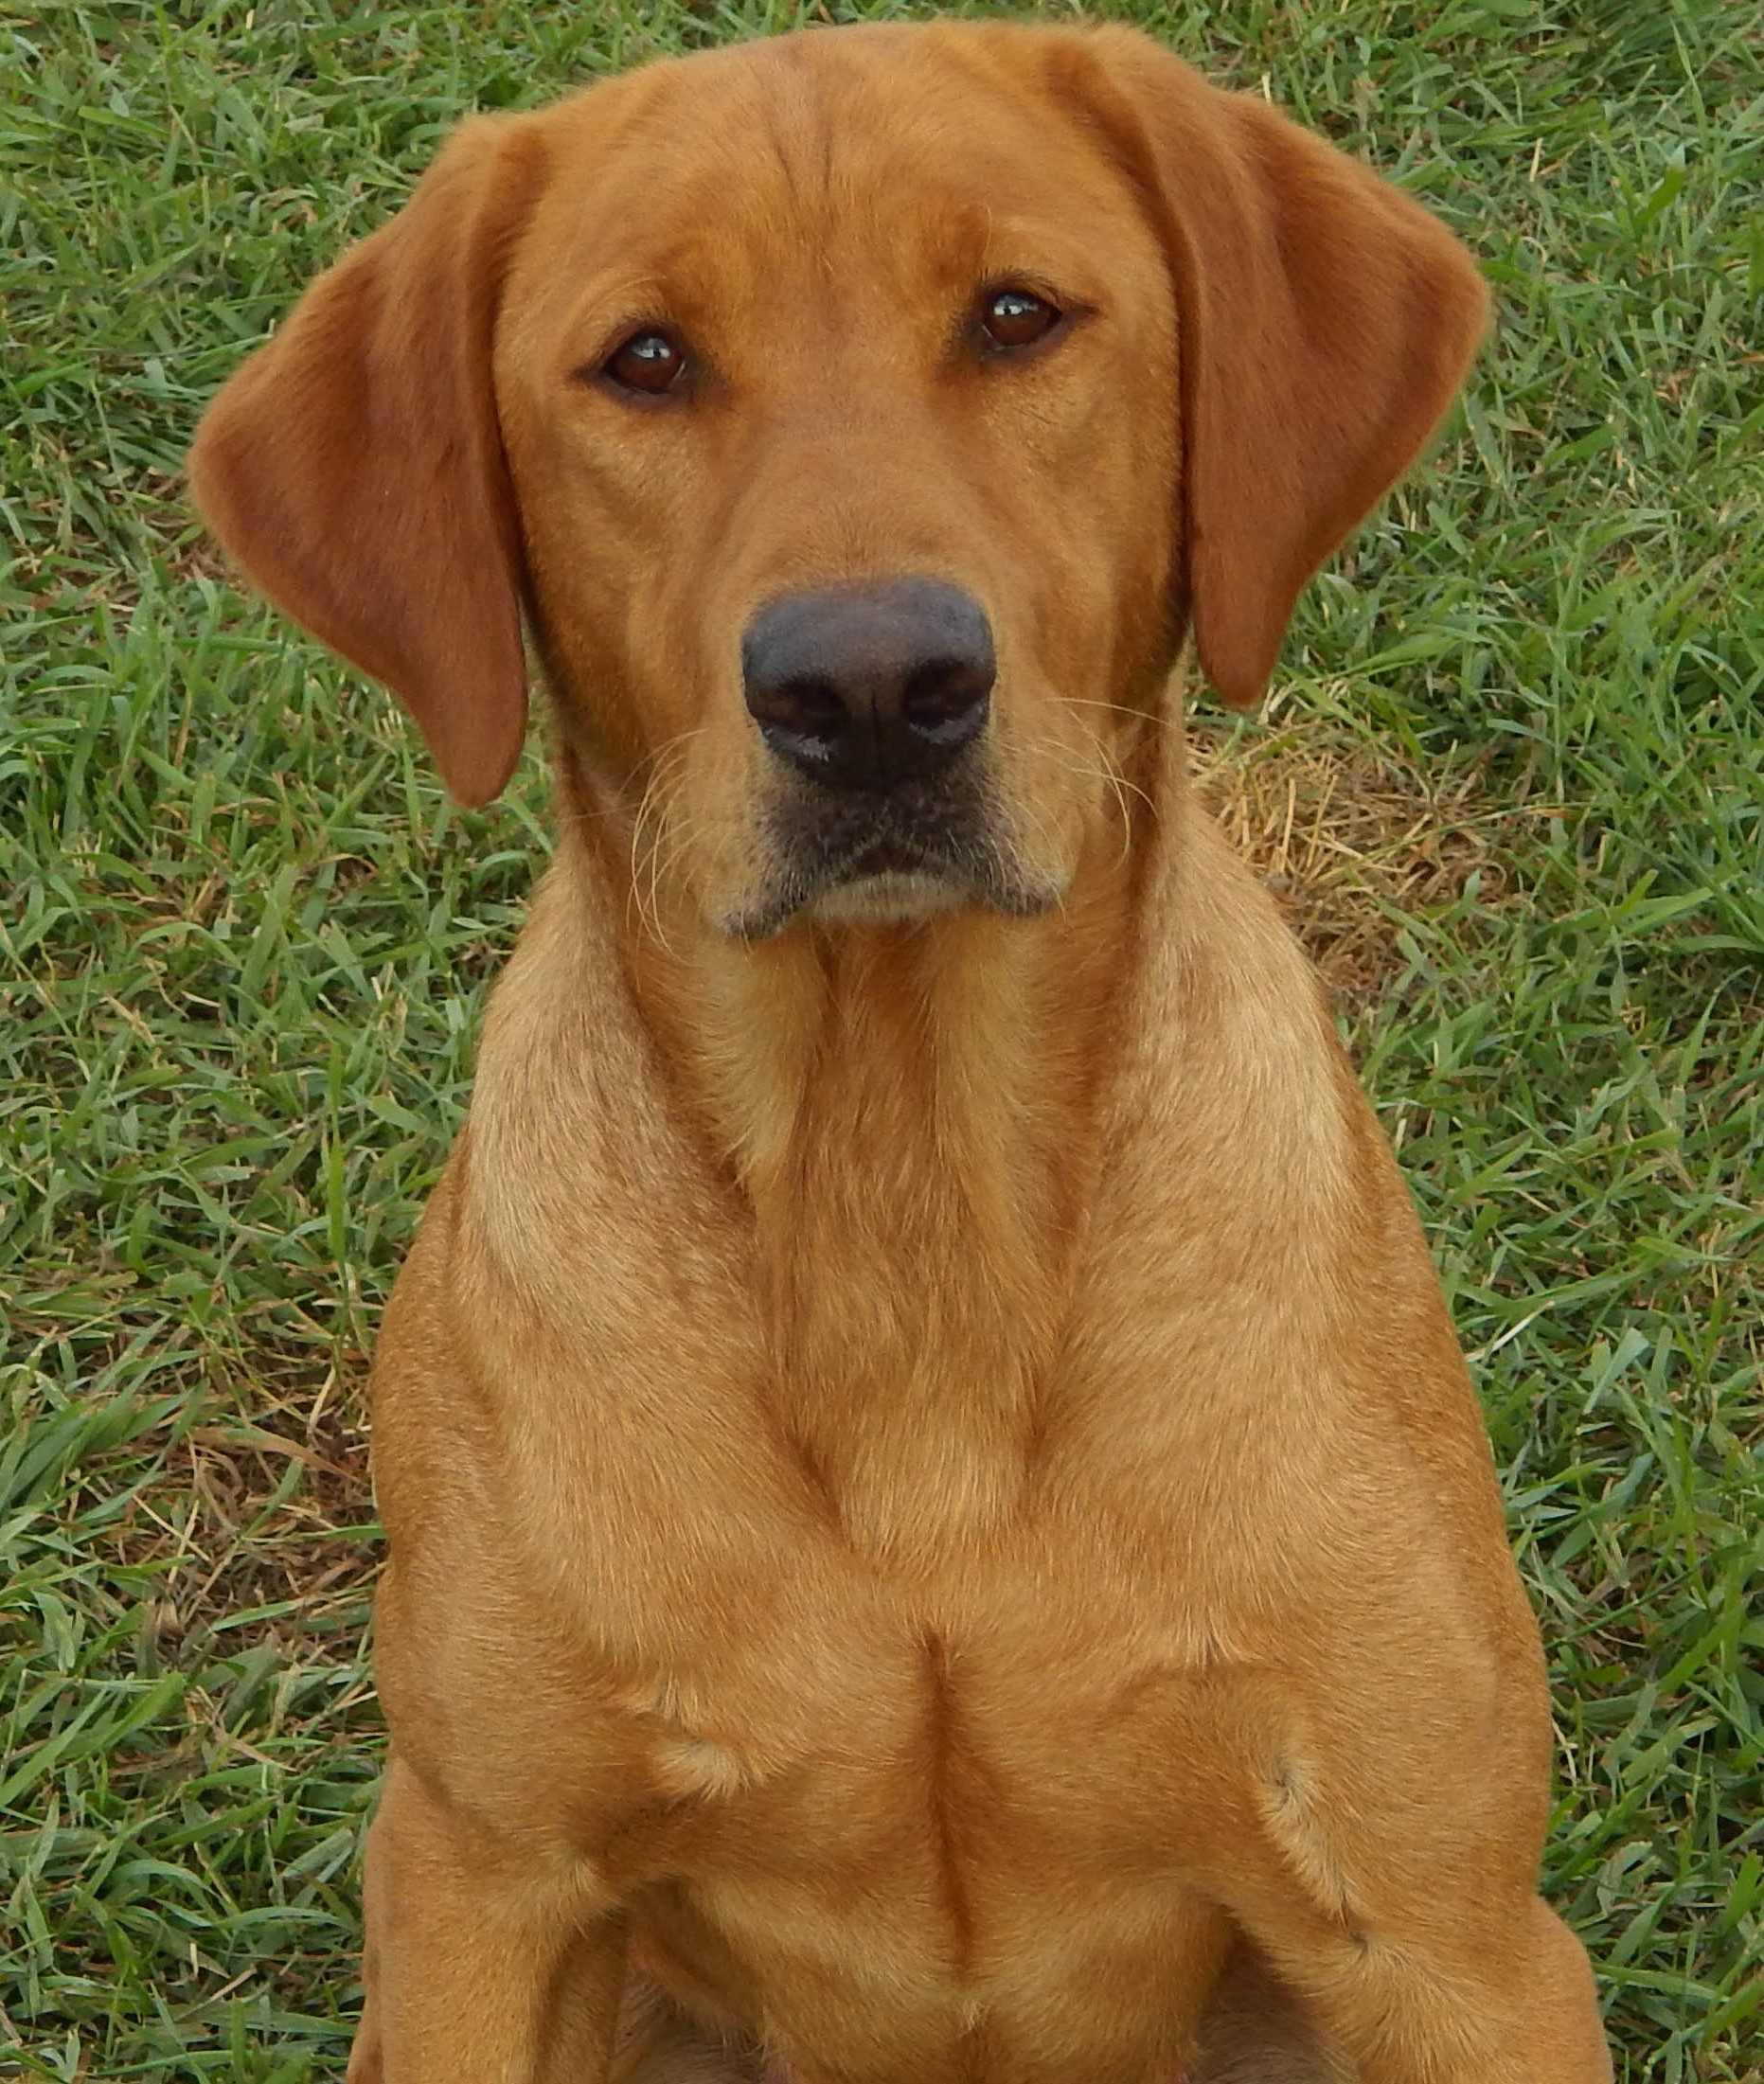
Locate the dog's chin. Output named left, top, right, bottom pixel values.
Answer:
left=806, top=865, right=971, bottom=929
left=711, top=841, right=1065, bottom=943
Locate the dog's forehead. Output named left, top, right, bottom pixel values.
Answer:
left=519, top=26, right=1140, bottom=330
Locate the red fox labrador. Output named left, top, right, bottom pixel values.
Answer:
left=190, top=19, right=1611, bottom=2082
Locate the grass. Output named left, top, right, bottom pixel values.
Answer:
left=1, top=0, right=1759, bottom=2075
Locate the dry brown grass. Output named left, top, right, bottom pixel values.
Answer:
left=100, top=1354, right=378, bottom=1686
left=1190, top=704, right=1526, bottom=1012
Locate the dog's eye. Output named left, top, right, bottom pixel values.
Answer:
left=978, top=287, right=1060, bottom=350
left=604, top=330, right=688, bottom=396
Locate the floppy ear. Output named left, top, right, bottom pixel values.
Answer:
left=1080, top=29, right=1489, bottom=709
left=188, top=116, right=546, bottom=806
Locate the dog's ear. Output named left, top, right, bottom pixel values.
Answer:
left=188, top=117, right=546, bottom=807
left=1078, top=29, right=1488, bottom=709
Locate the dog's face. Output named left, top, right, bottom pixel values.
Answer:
left=190, top=22, right=1486, bottom=939
left=500, top=33, right=1178, bottom=936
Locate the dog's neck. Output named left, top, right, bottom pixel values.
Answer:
left=688, top=845, right=1143, bottom=1554
left=543, top=716, right=1177, bottom=1556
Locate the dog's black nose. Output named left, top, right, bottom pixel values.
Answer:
left=742, top=579, right=994, bottom=792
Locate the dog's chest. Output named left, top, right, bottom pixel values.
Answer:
left=618, top=1540, right=1233, bottom=2080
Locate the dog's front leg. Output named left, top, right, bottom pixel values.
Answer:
left=1218, top=1886, right=1609, bottom=2084
left=348, top=1755, right=625, bottom=2084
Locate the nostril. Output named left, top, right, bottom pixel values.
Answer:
left=743, top=673, right=848, bottom=748
left=901, top=660, right=991, bottom=744
left=780, top=679, right=846, bottom=732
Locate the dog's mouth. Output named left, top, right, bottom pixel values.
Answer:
left=721, top=781, right=1058, bottom=939
left=838, top=835, right=920, bottom=878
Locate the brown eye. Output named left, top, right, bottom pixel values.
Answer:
left=604, top=330, right=687, bottom=395
left=979, top=286, right=1060, bottom=349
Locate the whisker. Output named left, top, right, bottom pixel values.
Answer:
left=1060, top=696, right=1178, bottom=732
left=1013, top=731, right=1152, bottom=875
left=624, top=728, right=708, bottom=955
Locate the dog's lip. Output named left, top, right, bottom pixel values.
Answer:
left=716, top=781, right=1067, bottom=940
left=718, top=824, right=975, bottom=939
left=834, top=834, right=938, bottom=879
left=716, top=842, right=1058, bottom=941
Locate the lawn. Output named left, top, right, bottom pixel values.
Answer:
left=2, top=0, right=1760, bottom=2076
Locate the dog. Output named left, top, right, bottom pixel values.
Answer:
left=189, top=19, right=1613, bottom=2082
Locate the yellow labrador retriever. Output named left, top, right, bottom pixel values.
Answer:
left=190, top=19, right=1612, bottom=2082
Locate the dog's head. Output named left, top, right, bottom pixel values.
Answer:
left=190, top=23, right=1485, bottom=939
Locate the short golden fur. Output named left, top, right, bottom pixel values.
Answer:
left=190, top=20, right=1612, bottom=2081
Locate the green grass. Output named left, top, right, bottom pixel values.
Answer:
left=3, top=0, right=1759, bottom=2075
